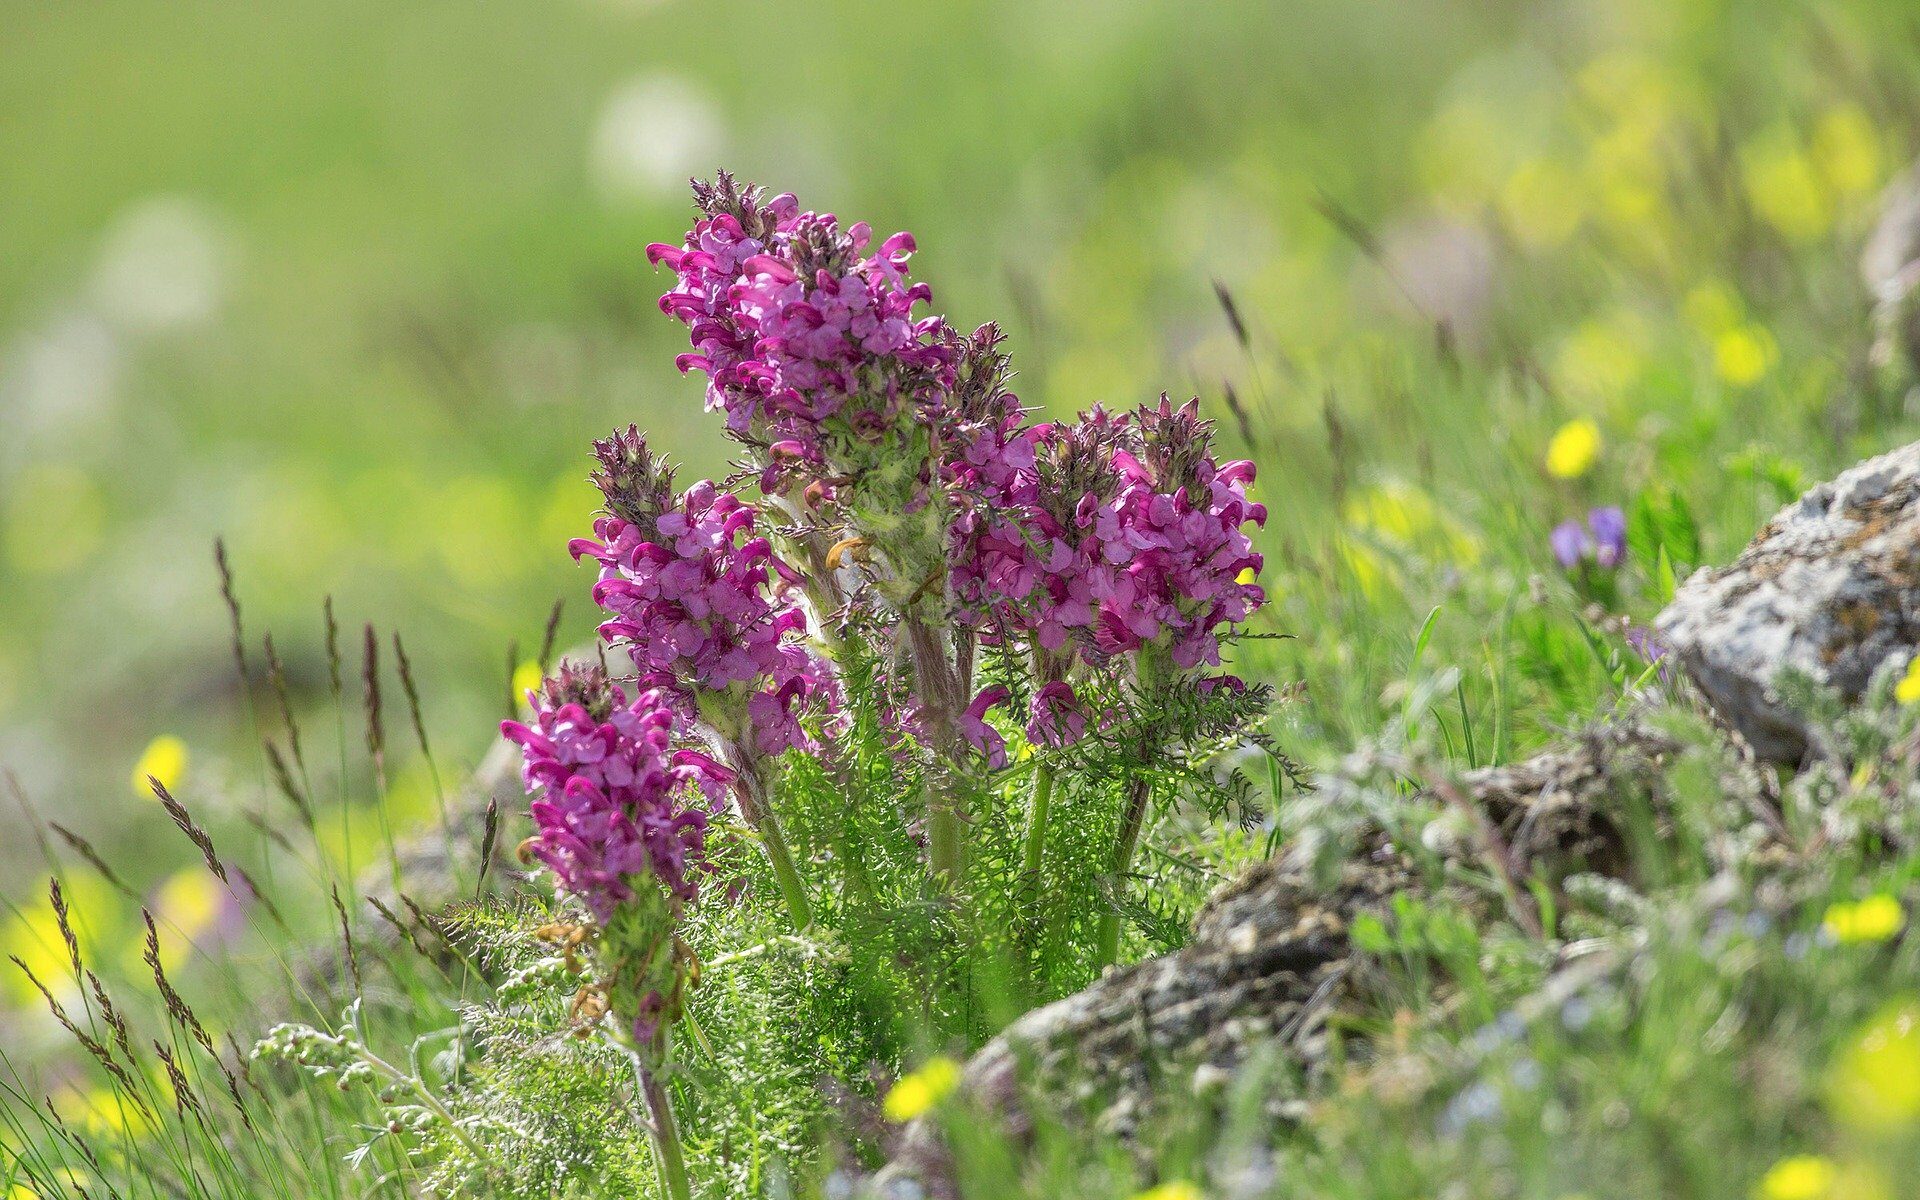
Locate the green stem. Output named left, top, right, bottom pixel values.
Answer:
left=927, top=796, right=963, bottom=884
left=1020, top=763, right=1055, bottom=885
left=728, top=747, right=814, bottom=931
left=635, top=1056, right=692, bottom=1200
left=755, top=804, right=815, bottom=932
left=1094, top=773, right=1154, bottom=968
left=903, top=617, right=968, bottom=886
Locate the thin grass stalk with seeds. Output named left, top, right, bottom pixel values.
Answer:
left=325, top=597, right=358, bottom=906
left=330, top=884, right=362, bottom=995
left=10, top=956, right=151, bottom=1112
left=140, top=911, right=219, bottom=1060
left=391, top=630, right=449, bottom=835
left=150, top=779, right=230, bottom=886
left=48, top=823, right=139, bottom=902
left=86, top=971, right=140, bottom=1071
left=366, top=895, right=430, bottom=958
left=47, top=878, right=80, bottom=978
left=241, top=809, right=299, bottom=857
left=476, top=796, right=500, bottom=901
left=152, top=1041, right=205, bottom=1122
left=263, top=738, right=315, bottom=831
left=214, top=537, right=250, bottom=685
left=262, top=630, right=307, bottom=778
left=538, top=596, right=565, bottom=669
left=361, top=623, right=403, bottom=889
left=232, top=865, right=289, bottom=932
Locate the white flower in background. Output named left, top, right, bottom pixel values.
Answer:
left=0, top=310, right=122, bottom=445
left=589, top=74, right=724, bottom=202
left=88, top=195, right=231, bottom=336
left=1376, top=210, right=1497, bottom=338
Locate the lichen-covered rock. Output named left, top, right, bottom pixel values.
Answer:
left=1656, top=441, right=1920, bottom=763
left=870, top=718, right=1680, bottom=1194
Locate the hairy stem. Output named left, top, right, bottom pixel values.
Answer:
left=1094, top=772, right=1154, bottom=968
left=634, top=1055, right=692, bottom=1200
left=729, top=751, right=815, bottom=931
left=904, top=616, right=967, bottom=884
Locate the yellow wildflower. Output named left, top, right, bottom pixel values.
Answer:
left=2, top=875, right=116, bottom=1008
left=1822, top=895, right=1905, bottom=944
left=57, top=1085, right=155, bottom=1141
left=1683, top=282, right=1744, bottom=338
left=1812, top=106, right=1881, bottom=198
left=512, top=661, right=545, bottom=706
left=1897, top=656, right=1920, bottom=705
left=131, top=734, right=189, bottom=797
left=1500, top=159, right=1584, bottom=249
left=1828, top=999, right=1920, bottom=1132
left=1714, top=326, right=1777, bottom=387
left=1131, top=1184, right=1204, bottom=1200
left=1757, top=1155, right=1835, bottom=1200
left=1338, top=538, right=1388, bottom=601
left=1743, top=134, right=1833, bottom=242
left=1554, top=319, right=1645, bottom=399
left=1343, top=482, right=1481, bottom=567
left=1545, top=419, right=1602, bottom=480
left=883, top=1056, right=961, bottom=1122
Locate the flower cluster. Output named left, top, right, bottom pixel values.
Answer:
left=570, top=427, right=829, bottom=755
left=647, top=172, right=955, bottom=476
left=1550, top=505, right=1627, bottom=571
left=501, top=664, right=727, bottom=922
left=1101, top=397, right=1267, bottom=671
left=951, top=397, right=1266, bottom=744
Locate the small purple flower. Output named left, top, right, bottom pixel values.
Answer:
left=961, top=686, right=1010, bottom=769
left=1551, top=506, right=1628, bottom=572
left=1550, top=519, right=1590, bottom=570
left=1026, top=681, right=1089, bottom=748
left=1588, top=505, right=1626, bottom=568
left=1625, top=623, right=1674, bottom=684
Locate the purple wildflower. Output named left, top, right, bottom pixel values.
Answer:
left=1550, top=506, right=1629, bottom=572
left=1550, top=519, right=1589, bottom=569
left=961, top=686, right=1010, bottom=769
left=1091, top=398, right=1267, bottom=671
left=501, top=664, right=727, bottom=922
left=1588, top=505, right=1627, bottom=568
left=646, top=173, right=955, bottom=481
left=1625, top=623, right=1674, bottom=684
left=954, top=397, right=1266, bottom=675
left=571, top=428, right=832, bottom=757
left=1027, top=681, right=1089, bottom=748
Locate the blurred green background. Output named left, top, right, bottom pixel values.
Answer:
left=5, top=0, right=1919, bottom=1017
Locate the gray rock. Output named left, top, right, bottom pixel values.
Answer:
left=1656, top=440, right=1920, bottom=762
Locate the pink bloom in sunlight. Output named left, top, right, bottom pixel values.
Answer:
left=1026, top=681, right=1089, bottom=748
left=502, top=663, right=728, bottom=922
left=572, top=427, right=834, bottom=756
left=646, top=172, right=955, bottom=485
left=961, top=686, right=1011, bottom=769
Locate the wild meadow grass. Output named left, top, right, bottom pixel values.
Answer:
left=8, top=2, right=1920, bottom=1198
